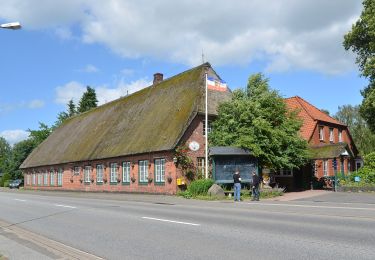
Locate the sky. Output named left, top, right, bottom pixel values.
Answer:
left=0, top=0, right=367, bottom=145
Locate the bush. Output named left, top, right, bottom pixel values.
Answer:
left=177, top=190, right=193, bottom=199
left=187, top=179, right=215, bottom=196
left=0, top=173, right=11, bottom=187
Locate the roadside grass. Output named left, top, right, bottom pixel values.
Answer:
left=178, top=188, right=284, bottom=200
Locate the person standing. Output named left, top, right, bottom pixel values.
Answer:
left=252, top=171, right=260, bottom=201
left=233, top=170, right=241, bottom=202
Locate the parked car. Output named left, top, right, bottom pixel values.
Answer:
left=9, top=179, right=24, bottom=189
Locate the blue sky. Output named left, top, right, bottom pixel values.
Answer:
left=0, top=0, right=367, bottom=145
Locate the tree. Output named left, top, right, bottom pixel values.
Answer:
left=28, top=122, right=52, bottom=146
left=7, top=139, right=36, bottom=179
left=67, top=99, right=76, bottom=117
left=210, top=73, right=308, bottom=170
left=320, top=109, right=330, bottom=116
left=334, top=104, right=375, bottom=155
left=78, top=86, right=98, bottom=113
left=343, top=0, right=375, bottom=132
left=0, top=137, right=11, bottom=174
left=54, top=99, right=77, bottom=128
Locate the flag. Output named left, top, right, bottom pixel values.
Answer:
left=207, top=76, right=227, bottom=92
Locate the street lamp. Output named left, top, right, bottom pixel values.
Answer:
left=0, top=22, right=21, bottom=30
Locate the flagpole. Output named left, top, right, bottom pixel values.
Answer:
left=205, top=73, right=208, bottom=179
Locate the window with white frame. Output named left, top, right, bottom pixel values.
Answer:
left=276, top=169, right=293, bottom=177
left=96, top=164, right=104, bottom=183
left=329, top=128, right=334, bottom=142
left=44, top=171, right=48, bottom=186
left=155, top=159, right=165, bottom=183
left=32, top=173, right=36, bottom=185
left=110, top=163, right=118, bottom=183
left=339, top=130, right=343, bottom=142
left=27, top=174, right=31, bottom=185
left=197, top=157, right=205, bottom=178
left=50, top=170, right=55, bottom=186
left=202, top=120, right=212, bottom=136
left=38, top=173, right=42, bottom=186
left=74, top=166, right=80, bottom=175
left=319, top=126, right=324, bottom=141
left=84, top=166, right=91, bottom=183
left=323, top=160, right=328, bottom=176
left=139, top=160, right=148, bottom=183
left=122, top=162, right=130, bottom=183
left=57, top=168, right=63, bottom=186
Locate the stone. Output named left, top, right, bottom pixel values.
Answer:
left=208, top=184, right=225, bottom=198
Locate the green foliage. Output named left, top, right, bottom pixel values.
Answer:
left=78, top=86, right=98, bottom=113
left=334, top=105, right=375, bottom=155
left=177, top=190, right=193, bottom=199
left=7, top=139, right=36, bottom=179
left=28, top=122, right=52, bottom=146
left=187, top=179, right=215, bottom=196
left=210, top=73, right=308, bottom=170
left=0, top=173, right=10, bottom=187
left=0, top=137, right=11, bottom=174
left=343, top=0, right=375, bottom=132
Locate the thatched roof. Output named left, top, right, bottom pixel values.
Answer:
left=21, top=63, right=232, bottom=169
left=308, top=143, right=354, bottom=159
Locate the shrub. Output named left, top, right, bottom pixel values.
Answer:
left=177, top=190, right=193, bottom=199
left=0, top=173, right=11, bottom=187
left=187, top=179, right=215, bottom=196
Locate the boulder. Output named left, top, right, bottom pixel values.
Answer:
left=208, top=184, right=225, bottom=198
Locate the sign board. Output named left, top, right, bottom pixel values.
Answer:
left=354, top=176, right=361, bottom=182
left=213, top=155, right=257, bottom=183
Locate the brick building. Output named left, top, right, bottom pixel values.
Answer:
left=21, top=63, right=231, bottom=194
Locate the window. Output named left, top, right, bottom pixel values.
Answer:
left=27, top=174, right=31, bottom=185
left=74, top=166, right=80, bottom=176
left=50, top=170, right=55, bottom=186
left=57, top=168, right=63, bottom=186
left=37, top=173, right=41, bottom=186
left=275, top=169, right=293, bottom=177
left=197, top=157, right=205, bottom=178
left=122, top=162, right=130, bottom=183
left=329, top=128, right=334, bottom=142
left=84, top=166, right=91, bottom=183
left=32, top=173, right=36, bottom=185
left=339, top=130, right=343, bottom=142
left=96, top=164, right=104, bottom=183
left=110, top=163, right=118, bottom=183
left=323, top=160, right=328, bottom=176
left=44, top=171, right=48, bottom=186
left=139, top=160, right=148, bottom=183
left=155, top=159, right=165, bottom=183
left=202, top=120, right=212, bottom=136
left=319, top=126, right=324, bottom=141
left=348, top=161, right=351, bottom=174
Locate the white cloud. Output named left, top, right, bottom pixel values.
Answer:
left=80, top=64, right=99, bottom=73
left=28, top=99, right=45, bottom=109
left=0, top=0, right=363, bottom=74
left=0, top=129, right=29, bottom=145
left=55, top=81, right=86, bottom=105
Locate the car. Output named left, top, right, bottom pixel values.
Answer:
left=9, top=179, right=24, bottom=189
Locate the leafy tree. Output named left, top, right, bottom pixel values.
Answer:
left=28, top=122, right=52, bottom=146
left=67, top=99, right=76, bottom=117
left=334, top=104, right=375, bottom=155
left=0, top=137, right=11, bottom=174
left=320, top=109, right=330, bottom=116
left=54, top=99, right=77, bottom=128
left=210, top=73, right=308, bottom=170
left=343, top=0, right=375, bottom=132
left=7, top=139, right=36, bottom=179
left=78, top=86, right=98, bottom=113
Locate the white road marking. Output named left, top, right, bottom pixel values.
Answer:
left=142, top=217, right=200, bottom=226
left=14, top=199, right=26, bottom=202
left=247, top=202, right=375, bottom=211
left=54, top=204, right=77, bottom=209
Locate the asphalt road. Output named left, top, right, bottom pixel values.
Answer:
left=0, top=190, right=374, bottom=260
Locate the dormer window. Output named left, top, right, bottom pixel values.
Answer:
left=339, top=130, right=343, bottom=142
left=329, top=128, right=334, bottom=142
left=319, top=126, right=324, bottom=141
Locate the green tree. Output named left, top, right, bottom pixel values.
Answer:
left=54, top=99, right=77, bottom=128
left=210, top=73, right=308, bottom=170
left=334, top=104, right=375, bottom=155
left=7, top=139, right=36, bottom=179
left=67, top=99, right=76, bottom=117
left=0, top=137, right=11, bottom=174
left=28, top=122, right=52, bottom=146
left=343, top=0, right=375, bottom=132
left=78, top=86, right=98, bottom=113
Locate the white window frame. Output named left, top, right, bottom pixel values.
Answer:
left=38, top=173, right=42, bottom=186
left=339, top=130, right=343, bottom=142
left=32, top=173, right=36, bottom=185
left=44, top=171, right=48, bottom=186
left=84, top=166, right=91, bottom=183
left=155, top=159, right=165, bottom=183
left=122, top=162, right=130, bottom=183
left=319, top=126, right=324, bottom=141
left=74, top=166, right=80, bottom=176
left=197, top=157, right=205, bottom=178
left=96, top=164, right=104, bottom=183
left=203, top=120, right=212, bottom=136
left=110, top=163, right=118, bottom=183
left=323, top=160, right=328, bottom=176
left=139, top=160, right=148, bottom=183
left=26, top=174, right=31, bottom=185
left=329, top=128, right=334, bottom=142
left=57, top=168, right=63, bottom=186
left=50, top=170, right=55, bottom=186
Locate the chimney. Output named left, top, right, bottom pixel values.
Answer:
left=153, top=73, right=163, bottom=85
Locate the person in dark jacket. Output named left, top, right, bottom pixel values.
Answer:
left=233, top=170, right=241, bottom=202
left=252, top=171, right=260, bottom=201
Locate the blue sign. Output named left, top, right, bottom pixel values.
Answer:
left=354, top=176, right=361, bottom=182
